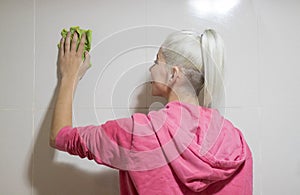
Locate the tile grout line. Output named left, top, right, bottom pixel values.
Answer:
left=31, top=0, right=36, bottom=194
left=256, top=6, right=263, bottom=195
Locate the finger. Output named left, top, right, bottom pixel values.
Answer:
left=79, top=52, right=91, bottom=80
left=71, top=32, right=78, bottom=53
left=64, top=31, right=71, bottom=53
left=84, top=51, right=91, bottom=67
left=77, top=33, right=86, bottom=55
left=59, top=37, right=65, bottom=57
left=81, top=52, right=91, bottom=70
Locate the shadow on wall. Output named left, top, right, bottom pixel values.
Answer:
left=27, top=79, right=120, bottom=195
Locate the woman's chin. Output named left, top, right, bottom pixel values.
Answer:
left=150, top=83, right=165, bottom=97
left=151, top=89, right=159, bottom=97
left=151, top=90, right=164, bottom=97
left=151, top=90, right=158, bottom=96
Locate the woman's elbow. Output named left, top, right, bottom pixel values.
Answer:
left=49, top=136, right=56, bottom=149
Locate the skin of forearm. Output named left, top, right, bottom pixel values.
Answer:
left=50, top=77, right=78, bottom=147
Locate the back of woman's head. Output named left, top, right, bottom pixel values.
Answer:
left=161, top=29, right=225, bottom=109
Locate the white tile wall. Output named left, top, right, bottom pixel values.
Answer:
left=0, top=0, right=34, bottom=110
left=1, top=0, right=300, bottom=194
left=35, top=0, right=147, bottom=110
left=260, top=106, right=300, bottom=195
left=0, top=110, right=32, bottom=194
left=254, top=0, right=300, bottom=107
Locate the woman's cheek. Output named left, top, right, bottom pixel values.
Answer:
left=150, top=68, right=169, bottom=96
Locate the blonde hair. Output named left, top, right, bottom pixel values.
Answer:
left=161, top=29, right=225, bottom=109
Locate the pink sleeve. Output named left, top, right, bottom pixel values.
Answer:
left=54, top=110, right=171, bottom=171
left=54, top=117, right=135, bottom=169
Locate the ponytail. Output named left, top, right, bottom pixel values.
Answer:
left=199, top=29, right=225, bottom=110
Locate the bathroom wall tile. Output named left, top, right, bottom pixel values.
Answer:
left=92, top=49, right=148, bottom=109
left=75, top=24, right=159, bottom=109
left=35, top=0, right=147, bottom=110
left=145, top=0, right=214, bottom=30
left=253, top=0, right=300, bottom=107
left=0, top=110, right=32, bottom=194
left=0, top=0, right=34, bottom=109
left=260, top=106, right=300, bottom=194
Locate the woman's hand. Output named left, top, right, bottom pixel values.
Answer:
left=57, top=31, right=91, bottom=82
left=51, top=31, right=91, bottom=145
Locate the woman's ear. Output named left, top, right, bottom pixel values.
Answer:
left=168, top=66, right=180, bottom=85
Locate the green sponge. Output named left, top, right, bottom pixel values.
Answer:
left=57, top=26, right=92, bottom=67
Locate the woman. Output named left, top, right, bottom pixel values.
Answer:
left=50, top=29, right=253, bottom=194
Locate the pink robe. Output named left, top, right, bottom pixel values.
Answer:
left=55, top=101, right=253, bottom=194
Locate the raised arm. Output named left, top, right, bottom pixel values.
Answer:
left=50, top=31, right=90, bottom=148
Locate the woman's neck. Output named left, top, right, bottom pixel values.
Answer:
left=167, top=90, right=199, bottom=106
